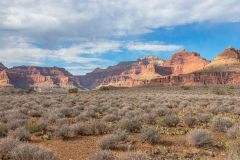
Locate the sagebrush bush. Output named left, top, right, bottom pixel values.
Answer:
left=12, top=127, right=31, bottom=141
left=0, top=138, right=20, bottom=160
left=183, top=114, right=197, bottom=127
left=93, top=121, right=109, bottom=135
left=227, top=125, right=240, bottom=139
left=161, top=115, right=180, bottom=127
left=56, top=124, right=71, bottom=140
left=102, top=114, right=120, bottom=122
left=211, top=117, right=234, bottom=132
left=89, top=151, right=115, bottom=160
left=0, top=123, right=8, bottom=137
left=186, top=129, right=213, bottom=147
left=10, top=143, right=57, bottom=160
left=143, top=113, right=157, bottom=125
left=141, top=127, right=161, bottom=144
left=153, top=107, right=170, bottom=117
left=98, top=131, right=128, bottom=150
left=119, top=118, right=142, bottom=133
left=196, top=113, right=212, bottom=124
left=7, top=119, right=27, bottom=130
left=73, top=122, right=94, bottom=136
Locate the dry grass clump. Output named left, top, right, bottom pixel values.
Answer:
left=211, top=116, right=234, bottom=132
left=89, top=151, right=115, bottom=160
left=186, top=129, right=213, bottom=147
left=141, top=127, right=161, bottom=144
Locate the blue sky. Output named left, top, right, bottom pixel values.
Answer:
left=0, top=0, right=240, bottom=75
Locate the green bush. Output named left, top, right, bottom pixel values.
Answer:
left=25, top=119, right=47, bottom=134
left=68, top=88, right=78, bottom=93
left=0, top=123, right=8, bottom=138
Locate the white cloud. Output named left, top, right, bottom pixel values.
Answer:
left=127, top=42, right=183, bottom=52
left=0, top=0, right=240, bottom=43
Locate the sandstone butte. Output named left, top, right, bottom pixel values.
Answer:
left=0, top=46, right=240, bottom=91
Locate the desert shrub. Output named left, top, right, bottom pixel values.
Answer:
left=12, top=127, right=31, bottom=141
left=98, top=131, right=128, bottom=150
left=73, top=122, right=94, bottom=136
left=153, top=107, right=171, bottom=116
left=102, top=114, right=120, bottom=122
left=0, top=138, right=20, bottom=160
left=228, top=139, right=240, bottom=160
left=227, top=125, right=240, bottom=139
left=89, top=151, right=115, bottom=160
left=196, top=113, right=212, bottom=124
left=59, top=107, right=74, bottom=118
left=209, top=104, right=231, bottom=114
left=212, top=88, right=226, bottom=95
left=56, top=124, right=71, bottom=140
left=119, top=153, right=150, bottom=160
left=0, top=123, right=8, bottom=137
left=25, top=119, right=47, bottom=134
left=73, top=121, right=108, bottom=136
left=29, top=110, right=43, bottom=117
left=181, top=85, right=191, bottom=90
left=211, top=117, right=234, bottom=132
left=141, top=127, right=161, bottom=144
left=161, top=115, right=180, bottom=127
left=9, top=143, right=57, bottom=160
left=143, top=113, right=157, bottom=125
left=93, top=121, right=109, bottom=135
left=119, top=118, right=142, bottom=133
left=7, top=119, right=27, bottom=130
left=68, top=88, right=78, bottom=93
left=186, top=129, right=213, bottom=147
left=183, top=114, right=197, bottom=127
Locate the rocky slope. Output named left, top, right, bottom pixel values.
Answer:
left=81, top=51, right=210, bottom=88
left=149, top=47, right=240, bottom=86
left=0, top=65, right=82, bottom=92
left=163, top=49, right=210, bottom=75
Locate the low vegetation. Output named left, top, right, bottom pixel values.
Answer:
left=0, top=86, right=240, bottom=159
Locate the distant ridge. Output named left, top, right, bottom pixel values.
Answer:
left=1, top=46, right=240, bottom=91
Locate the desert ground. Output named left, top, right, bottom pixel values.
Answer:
left=0, top=86, right=240, bottom=160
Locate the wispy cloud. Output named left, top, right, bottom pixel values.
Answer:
left=127, top=42, right=183, bottom=52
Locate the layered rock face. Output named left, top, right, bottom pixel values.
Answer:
left=0, top=65, right=81, bottom=91
left=204, top=47, right=240, bottom=72
left=149, top=47, right=240, bottom=86
left=80, top=56, right=171, bottom=88
left=163, top=50, right=210, bottom=75
left=80, top=52, right=210, bottom=88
